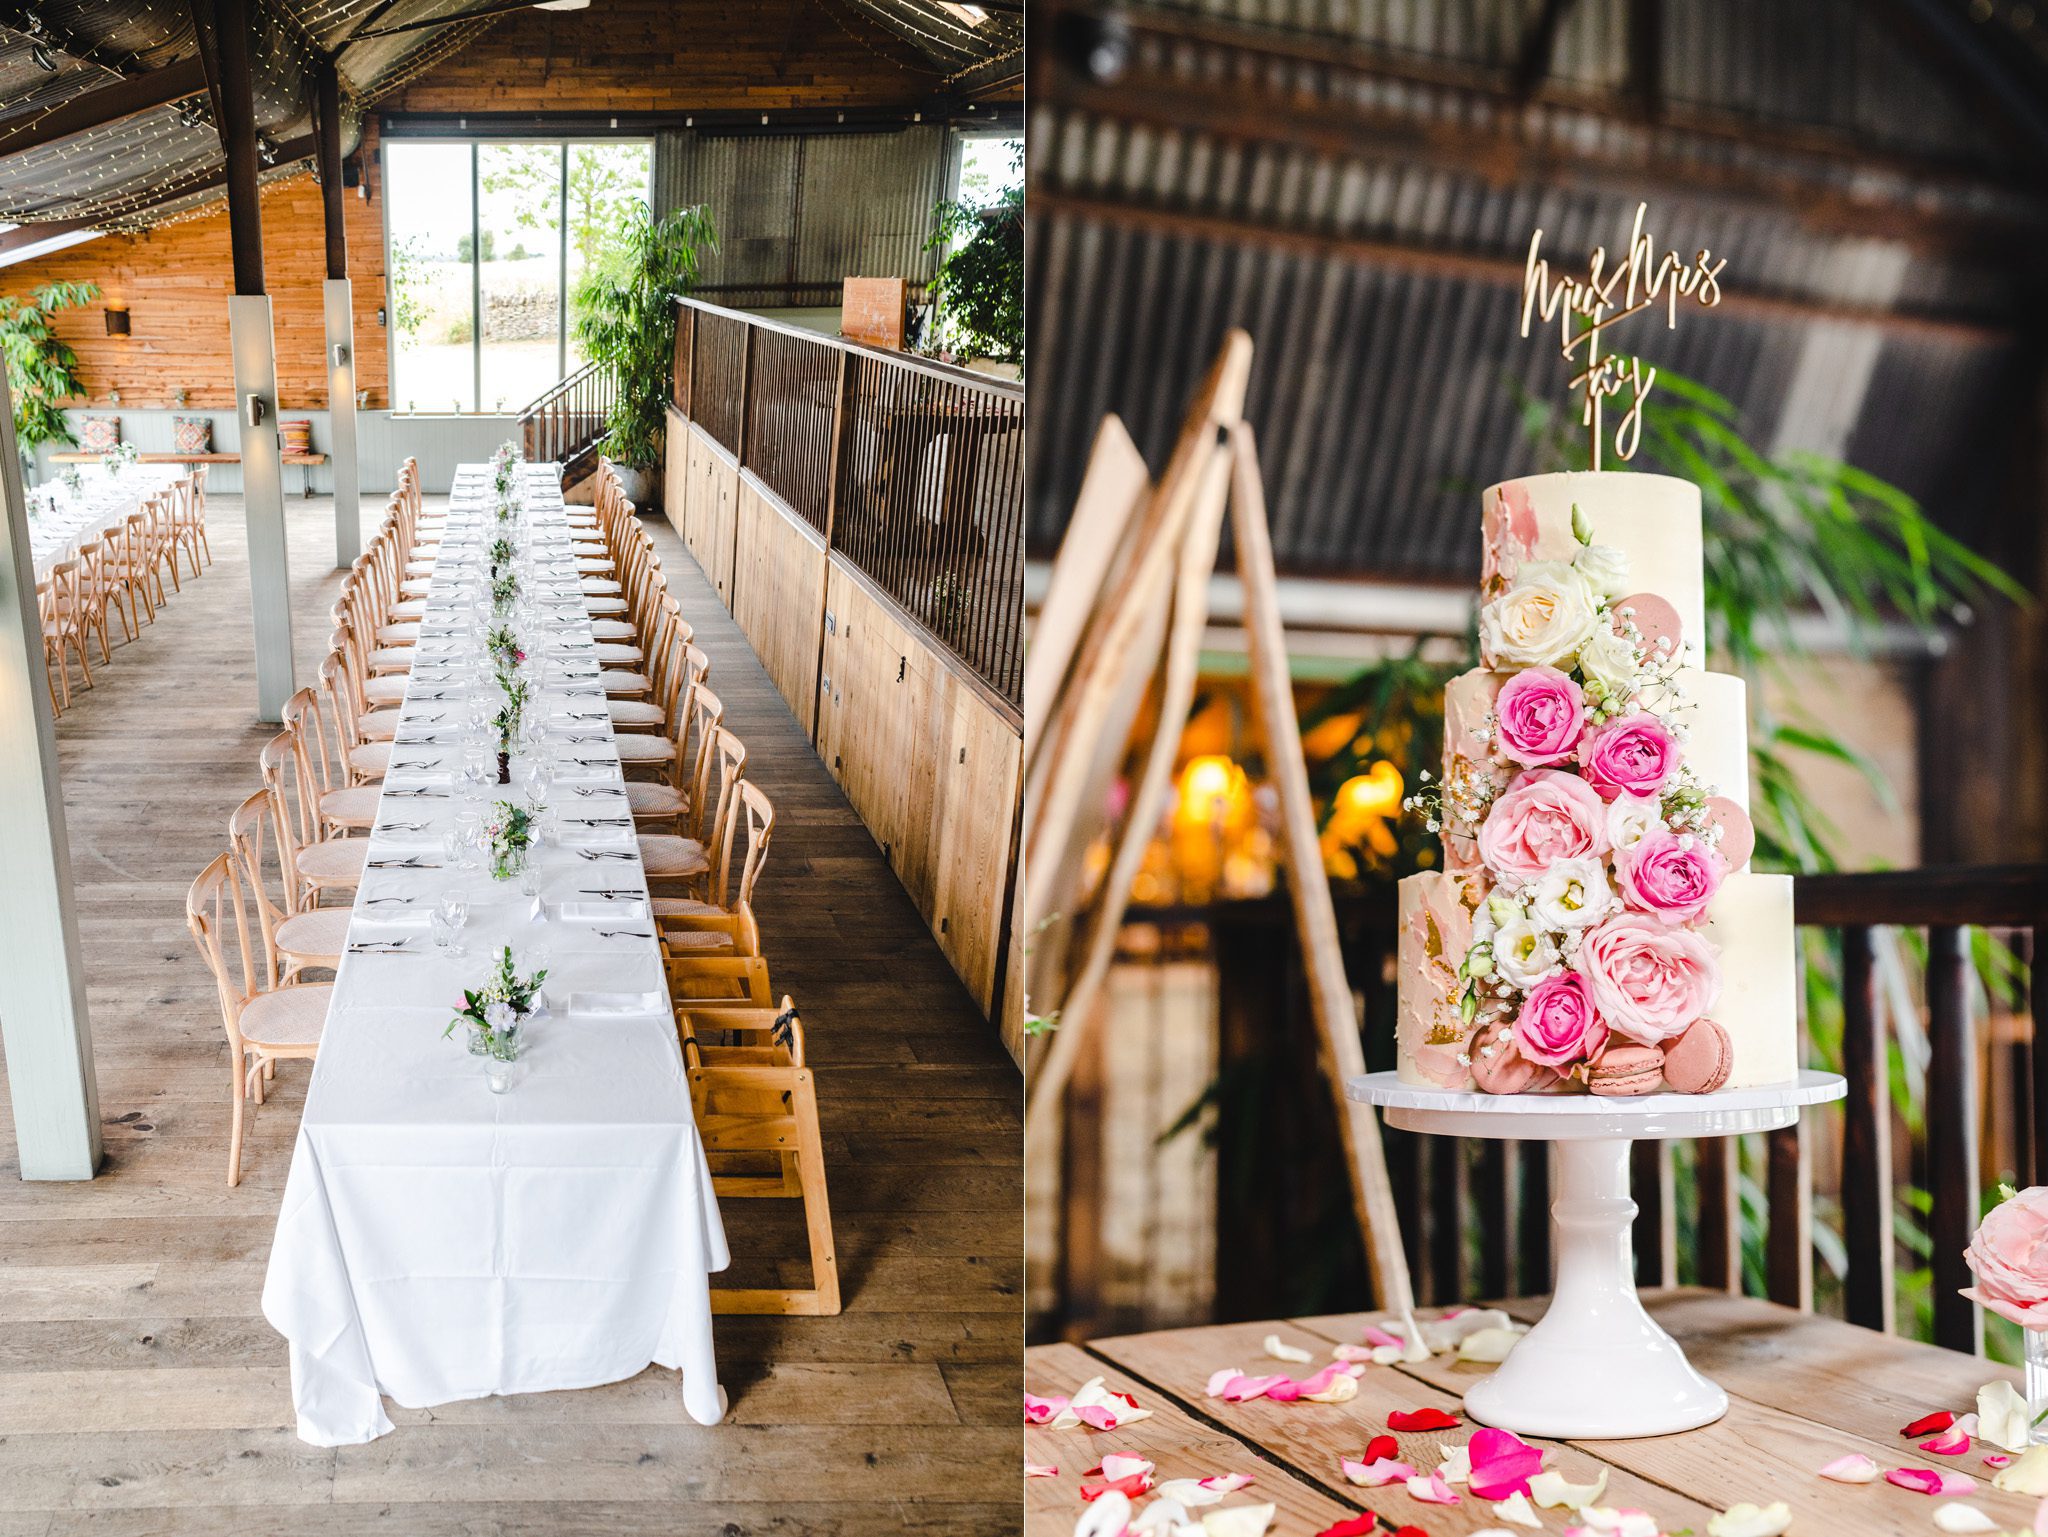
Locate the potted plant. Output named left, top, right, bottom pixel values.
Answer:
left=924, top=144, right=1023, bottom=368
left=572, top=204, right=717, bottom=505
left=0, top=280, right=98, bottom=483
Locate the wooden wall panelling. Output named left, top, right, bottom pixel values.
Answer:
left=663, top=406, right=691, bottom=546
left=731, top=474, right=828, bottom=725
left=1, top=127, right=389, bottom=412
left=710, top=453, right=740, bottom=611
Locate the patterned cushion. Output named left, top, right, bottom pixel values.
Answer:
left=172, top=416, right=212, bottom=455
left=279, top=419, right=314, bottom=455
left=77, top=416, right=119, bottom=453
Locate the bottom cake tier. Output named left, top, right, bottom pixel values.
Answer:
left=1394, top=868, right=1798, bottom=1094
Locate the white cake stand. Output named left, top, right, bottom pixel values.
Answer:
left=1348, top=1068, right=1845, bottom=1438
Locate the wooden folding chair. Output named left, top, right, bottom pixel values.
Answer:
left=677, top=995, right=840, bottom=1316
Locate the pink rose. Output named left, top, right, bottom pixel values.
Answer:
left=1577, top=911, right=1720, bottom=1044
left=1578, top=712, right=1679, bottom=801
left=1493, top=666, right=1585, bottom=768
left=1477, top=769, right=1609, bottom=886
left=1512, top=971, right=1608, bottom=1067
left=1616, top=827, right=1725, bottom=924
left=1963, top=1186, right=2048, bottom=1329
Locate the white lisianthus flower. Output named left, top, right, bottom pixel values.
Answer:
left=484, top=1001, right=516, bottom=1031
left=1606, top=793, right=1664, bottom=853
left=1479, top=561, right=1601, bottom=669
left=1572, top=542, right=1631, bottom=598
left=1491, top=914, right=1560, bottom=990
left=1529, top=857, right=1614, bottom=931
left=1576, top=624, right=1640, bottom=698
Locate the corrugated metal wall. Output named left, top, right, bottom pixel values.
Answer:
left=654, top=126, right=952, bottom=309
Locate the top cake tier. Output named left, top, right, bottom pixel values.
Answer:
left=1482, top=472, right=1705, bottom=667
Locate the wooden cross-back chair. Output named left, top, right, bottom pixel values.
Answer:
left=227, top=788, right=348, bottom=980
left=657, top=778, right=773, bottom=961
left=260, top=730, right=366, bottom=910
left=187, top=850, right=332, bottom=1185
left=677, top=994, right=840, bottom=1316
left=638, top=722, right=744, bottom=891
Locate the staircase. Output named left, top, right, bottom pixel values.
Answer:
left=517, top=360, right=616, bottom=491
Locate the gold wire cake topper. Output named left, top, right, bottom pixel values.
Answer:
left=1519, top=203, right=1728, bottom=470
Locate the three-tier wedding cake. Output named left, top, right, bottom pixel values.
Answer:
left=1394, top=472, right=1797, bottom=1096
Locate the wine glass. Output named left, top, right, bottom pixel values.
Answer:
left=432, top=889, right=469, bottom=954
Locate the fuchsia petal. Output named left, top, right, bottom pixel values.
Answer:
left=1078, top=1473, right=1151, bottom=1502
left=1388, top=1407, right=1462, bottom=1431
left=1340, top=1456, right=1418, bottom=1488
left=1074, top=1405, right=1121, bottom=1430
left=1362, top=1325, right=1406, bottom=1349
left=1266, top=1364, right=1356, bottom=1402
left=1987, top=1453, right=2015, bottom=1469
left=1024, top=1392, right=1064, bottom=1424
left=1921, top=1427, right=1974, bottom=1456
left=1468, top=1426, right=1547, bottom=1500
left=1887, top=1468, right=1979, bottom=1497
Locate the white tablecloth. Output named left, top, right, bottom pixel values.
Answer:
left=27, top=465, right=180, bottom=578
left=261, top=462, right=728, bottom=1445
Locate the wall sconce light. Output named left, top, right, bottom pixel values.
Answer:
left=376, top=307, right=387, bottom=328
left=104, top=303, right=130, bottom=336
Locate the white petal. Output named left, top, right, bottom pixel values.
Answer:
left=1707, top=1502, right=1793, bottom=1537
left=1200, top=1503, right=1277, bottom=1537
left=1996, top=1445, right=2048, bottom=1495
left=1529, top=1467, right=1610, bottom=1509
left=1100, top=1453, right=1155, bottom=1484
left=1437, top=1441, right=1473, bottom=1484
left=1154, top=1480, right=1224, bottom=1508
left=1979, top=1379, right=2033, bottom=1455
left=1075, top=1490, right=1133, bottom=1537
left=1933, top=1503, right=2003, bottom=1534
left=1492, top=1490, right=1544, bottom=1528
left=1262, top=1335, right=1312, bottom=1364
left=1131, top=1497, right=1197, bottom=1536
left=1458, top=1326, right=1525, bottom=1363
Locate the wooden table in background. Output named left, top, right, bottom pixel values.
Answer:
left=1028, top=1290, right=2035, bottom=1537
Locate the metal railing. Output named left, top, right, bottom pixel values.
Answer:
left=518, top=360, right=616, bottom=480
left=674, top=296, right=1026, bottom=708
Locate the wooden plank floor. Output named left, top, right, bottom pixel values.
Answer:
left=0, top=493, right=1023, bottom=1535
left=1028, top=1292, right=2036, bottom=1537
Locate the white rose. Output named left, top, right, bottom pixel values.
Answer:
left=1529, top=857, right=1614, bottom=930
left=1576, top=624, right=1641, bottom=697
left=1606, top=793, right=1664, bottom=852
left=1492, top=914, right=1560, bottom=990
left=1573, top=542, right=1631, bottom=598
left=1479, top=562, right=1600, bottom=669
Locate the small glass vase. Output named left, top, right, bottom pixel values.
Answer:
left=2028, top=1330, right=2048, bottom=1444
left=482, top=1020, right=521, bottom=1093
left=490, top=845, right=527, bottom=883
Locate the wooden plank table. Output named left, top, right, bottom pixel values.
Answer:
left=1027, top=1290, right=2041, bottom=1536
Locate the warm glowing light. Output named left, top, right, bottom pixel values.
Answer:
left=937, top=2, right=990, bottom=22
left=1335, top=761, right=1404, bottom=820
left=1177, top=755, right=1245, bottom=828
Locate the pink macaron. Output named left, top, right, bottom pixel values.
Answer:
left=1469, top=1021, right=1557, bottom=1095
left=1586, top=1042, right=1664, bottom=1097
left=1661, top=1018, right=1734, bottom=1094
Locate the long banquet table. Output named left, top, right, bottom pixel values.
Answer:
left=28, top=463, right=182, bottom=578
left=262, top=461, right=728, bottom=1445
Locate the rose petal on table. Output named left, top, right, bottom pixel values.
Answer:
left=1707, top=1501, right=1793, bottom=1537
left=1888, top=1468, right=1979, bottom=1497
left=1199, top=1502, right=1276, bottom=1537
left=1361, top=1324, right=1406, bottom=1349
left=1405, top=1470, right=1461, bottom=1504
left=1209, top=1372, right=1292, bottom=1403
left=1025, top=1391, right=1066, bottom=1424
left=1818, top=1452, right=1881, bottom=1482
left=1364, top=1435, right=1400, bottom=1465
left=1153, top=1473, right=1254, bottom=1507
left=1262, top=1334, right=1313, bottom=1364
left=1567, top=1507, right=1662, bottom=1537
left=1933, top=1503, right=2004, bottom=1534
left=1025, top=1463, right=1058, bottom=1478
left=1312, top=1518, right=1378, bottom=1537
left=1130, top=1497, right=1195, bottom=1536
left=1468, top=1426, right=1548, bottom=1500
left=1906, top=1411, right=1960, bottom=1438
left=1987, top=1454, right=2014, bottom=1468
left=1331, top=1344, right=1376, bottom=1363
left=1995, top=1446, right=2048, bottom=1495
left=1098, top=1453, right=1155, bottom=1484
left=1437, top=1441, right=1473, bottom=1484
left=1370, top=1344, right=1408, bottom=1365
left=1492, top=1490, right=1544, bottom=1528
left=1459, top=1326, right=1526, bottom=1363
left=1079, top=1473, right=1154, bottom=1503
left=1340, top=1456, right=1418, bottom=1487
left=1528, top=1467, right=1611, bottom=1509
left=1979, top=1379, right=2033, bottom=1454
left=1389, top=1407, right=1462, bottom=1431
left=1074, top=1489, right=1133, bottom=1537
left=1922, top=1428, right=1975, bottom=1456
left=1301, top=1372, right=1362, bottom=1405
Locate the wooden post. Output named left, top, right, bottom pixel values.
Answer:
left=0, top=369, right=100, bottom=1180
left=1228, top=422, right=1414, bottom=1318
left=1838, top=923, right=1896, bottom=1331
left=314, top=58, right=360, bottom=569
left=199, top=0, right=294, bottom=720
left=1928, top=923, right=1983, bottom=1353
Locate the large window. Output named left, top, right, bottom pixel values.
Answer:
left=384, top=139, right=652, bottom=414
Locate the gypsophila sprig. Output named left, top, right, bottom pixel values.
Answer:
left=445, top=944, right=548, bottom=1060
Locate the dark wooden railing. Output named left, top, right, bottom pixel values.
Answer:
left=1132, top=865, right=2048, bottom=1354
left=674, top=297, right=1026, bottom=707
left=518, top=360, right=616, bottom=485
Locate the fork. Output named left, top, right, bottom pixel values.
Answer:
left=596, top=929, right=654, bottom=940
left=577, top=849, right=634, bottom=862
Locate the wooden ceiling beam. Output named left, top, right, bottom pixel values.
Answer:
left=0, top=56, right=207, bottom=158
